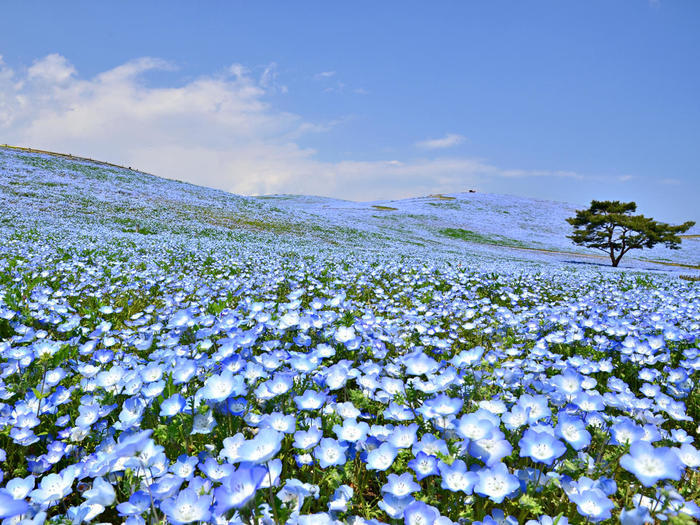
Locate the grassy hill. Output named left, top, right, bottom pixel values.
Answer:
left=1, top=145, right=697, bottom=274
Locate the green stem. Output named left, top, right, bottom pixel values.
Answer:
left=36, top=360, right=48, bottom=417
left=267, top=461, right=280, bottom=525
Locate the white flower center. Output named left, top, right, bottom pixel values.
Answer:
left=177, top=503, right=195, bottom=520
left=639, top=455, right=665, bottom=476
left=532, top=443, right=552, bottom=459
left=579, top=499, right=600, bottom=516
left=485, top=475, right=505, bottom=495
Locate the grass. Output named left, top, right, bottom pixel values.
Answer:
left=439, top=227, right=529, bottom=249
left=371, top=205, right=398, bottom=211
left=428, top=201, right=460, bottom=210
left=428, top=194, right=456, bottom=200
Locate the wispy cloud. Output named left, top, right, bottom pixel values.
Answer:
left=0, top=54, right=591, bottom=201
left=314, top=71, right=336, bottom=79
left=416, top=133, right=466, bottom=150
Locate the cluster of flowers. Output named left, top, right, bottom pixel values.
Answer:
left=0, top=148, right=698, bottom=524
left=0, top=227, right=697, bottom=525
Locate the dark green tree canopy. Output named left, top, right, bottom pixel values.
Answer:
left=566, top=200, right=695, bottom=267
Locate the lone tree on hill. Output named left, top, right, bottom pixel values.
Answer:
left=567, top=200, right=695, bottom=267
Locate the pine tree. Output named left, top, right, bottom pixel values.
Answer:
left=566, top=200, right=695, bottom=267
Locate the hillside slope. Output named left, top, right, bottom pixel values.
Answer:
left=1, top=146, right=697, bottom=273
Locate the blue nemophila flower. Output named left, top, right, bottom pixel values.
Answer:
left=314, top=438, right=348, bottom=468
left=334, top=326, right=356, bottom=343
left=29, top=469, right=76, bottom=505
left=117, top=396, right=146, bottom=430
left=172, top=360, right=197, bottom=384
left=161, top=487, right=212, bottom=524
left=237, top=429, right=284, bottom=464
left=473, top=508, right=518, bottom=525
left=470, top=429, right=513, bottom=467
left=555, top=414, right=591, bottom=451
left=215, top=465, right=267, bottom=513
left=384, top=402, right=414, bottom=421
left=220, top=433, right=246, bottom=463
left=619, top=506, right=652, bottom=525
left=379, top=492, right=415, bottom=520
left=277, top=478, right=319, bottom=514
left=75, top=403, right=100, bottom=428
left=366, top=442, right=398, bottom=471
left=170, top=455, right=199, bottom=480
left=474, top=462, right=520, bottom=503
left=150, top=474, right=184, bottom=500
left=333, top=418, right=369, bottom=443
left=438, top=459, right=477, bottom=494
left=259, top=412, right=297, bottom=434
left=675, top=443, right=700, bottom=468
left=403, top=352, right=439, bottom=376
left=610, top=419, right=645, bottom=446
left=501, top=405, right=530, bottom=431
left=335, top=401, right=360, bottom=419
left=408, top=451, right=439, bottom=480
left=519, top=429, right=566, bottom=466
left=160, top=393, right=186, bottom=417
left=199, top=457, right=234, bottom=482
left=259, top=458, right=283, bottom=489
left=293, top=427, right=323, bottom=450
left=44, top=366, right=67, bottom=387
left=382, top=472, right=421, bottom=498
left=95, top=362, right=123, bottom=390
left=517, top=394, right=552, bottom=423
left=227, top=396, right=248, bottom=416
left=296, top=453, right=314, bottom=467
left=324, top=362, right=352, bottom=390
left=328, top=484, right=353, bottom=513
left=412, top=433, right=449, bottom=458
left=387, top=423, right=419, bottom=449
left=4, top=475, right=34, bottom=500
left=456, top=412, right=494, bottom=441
left=568, top=488, right=614, bottom=522
left=69, top=501, right=107, bottom=524
left=112, top=429, right=153, bottom=457
left=116, top=491, right=151, bottom=517
left=0, top=490, right=30, bottom=519
left=403, top=500, right=439, bottom=525
left=82, top=476, right=116, bottom=506
left=551, top=369, right=584, bottom=397
left=191, top=409, right=217, bottom=434
left=294, top=389, right=327, bottom=411
left=620, top=441, right=684, bottom=487
left=422, top=393, right=463, bottom=418
left=199, top=369, right=244, bottom=403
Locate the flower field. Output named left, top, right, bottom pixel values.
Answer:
left=0, top=148, right=699, bottom=524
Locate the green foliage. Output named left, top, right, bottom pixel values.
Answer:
left=439, top=228, right=528, bottom=248
left=567, top=200, right=695, bottom=267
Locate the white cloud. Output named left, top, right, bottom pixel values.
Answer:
left=27, top=53, right=76, bottom=83
left=416, top=133, right=466, bottom=150
left=314, top=71, right=336, bottom=79
left=0, top=54, right=589, bottom=201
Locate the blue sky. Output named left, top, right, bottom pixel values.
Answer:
left=1, top=1, right=698, bottom=223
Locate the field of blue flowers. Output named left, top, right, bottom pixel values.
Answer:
left=0, top=148, right=699, bottom=524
